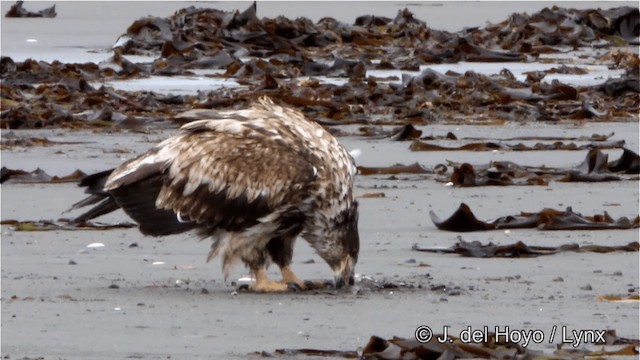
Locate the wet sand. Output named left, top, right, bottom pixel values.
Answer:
left=2, top=124, right=638, bottom=359
left=1, top=2, right=639, bottom=359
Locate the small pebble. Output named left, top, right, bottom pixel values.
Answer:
left=68, top=260, right=77, bottom=265
left=108, top=284, right=120, bottom=289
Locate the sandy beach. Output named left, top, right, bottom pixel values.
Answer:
left=1, top=2, right=639, bottom=359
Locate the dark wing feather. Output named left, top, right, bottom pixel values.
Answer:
left=67, top=169, right=121, bottom=222
left=67, top=166, right=195, bottom=235
left=66, top=169, right=114, bottom=212
left=71, top=198, right=121, bottom=223
left=109, top=174, right=196, bottom=236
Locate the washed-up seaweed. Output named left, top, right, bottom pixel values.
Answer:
left=0, top=219, right=136, bottom=231
left=413, top=237, right=639, bottom=258
left=558, top=147, right=633, bottom=178
left=449, top=162, right=551, bottom=186
left=0, top=167, right=87, bottom=184
left=5, top=1, right=56, bottom=18
left=461, top=132, right=616, bottom=142
left=259, top=332, right=639, bottom=359
left=115, top=3, right=638, bottom=63
left=380, top=130, right=615, bottom=142
left=358, top=163, right=430, bottom=176
left=410, top=139, right=626, bottom=152
left=0, top=133, right=88, bottom=149
left=356, top=192, right=386, bottom=199
left=1, top=52, right=636, bottom=129
left=342, top=124, right=425, bottom=140
left=597, top=294, right=640, bottom=303
left=1, top=4, right=638, bottom=129
left=270, top=349, right=358, bottom=358
left=362, top=334, right=640, bottom=359
left=354, top=148, right=638, bottom=183
left=443, top=148, right=639, bottom=187
left=429, top=203, right=640, bottom=232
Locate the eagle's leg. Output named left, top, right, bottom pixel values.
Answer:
left=251, top=268, right=289, bottom=292
left=280, top=265, right=305, bottom=289
left=266, top=234, right=306, bottom=290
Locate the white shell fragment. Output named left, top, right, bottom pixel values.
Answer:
left=86, top=242, right=105, bottom=248
left=237, top=276, right=255, bottom=284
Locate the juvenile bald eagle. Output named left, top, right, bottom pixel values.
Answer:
left=69, top=97, right=359, bottom=292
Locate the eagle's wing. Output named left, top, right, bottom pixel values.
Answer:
left=105, top=118, right=318, bottom=235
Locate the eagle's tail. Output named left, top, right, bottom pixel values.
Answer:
left=66, top=169, right=121, bottom=223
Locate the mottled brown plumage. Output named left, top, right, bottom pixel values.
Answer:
left=69, top=97, right=359, bottom=291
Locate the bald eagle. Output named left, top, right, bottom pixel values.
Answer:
left=69, top=97, right=359, bottom=292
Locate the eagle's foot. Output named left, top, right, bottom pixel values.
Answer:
left=250, top=279, right=289, bottom=293
left=249, top=268, right=289, bottom=293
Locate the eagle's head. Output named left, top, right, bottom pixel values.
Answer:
left=315, top=201, right=360, bottom=288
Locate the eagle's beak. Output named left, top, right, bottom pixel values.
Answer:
left=334, top=255, right=355, bottom=289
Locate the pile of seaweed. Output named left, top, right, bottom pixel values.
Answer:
left=1, top=3, right=638, bottom=129
left=104, top=3, right=640, bottom=63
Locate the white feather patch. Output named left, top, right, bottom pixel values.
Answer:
left=349, top=148, right=362, bottom=159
